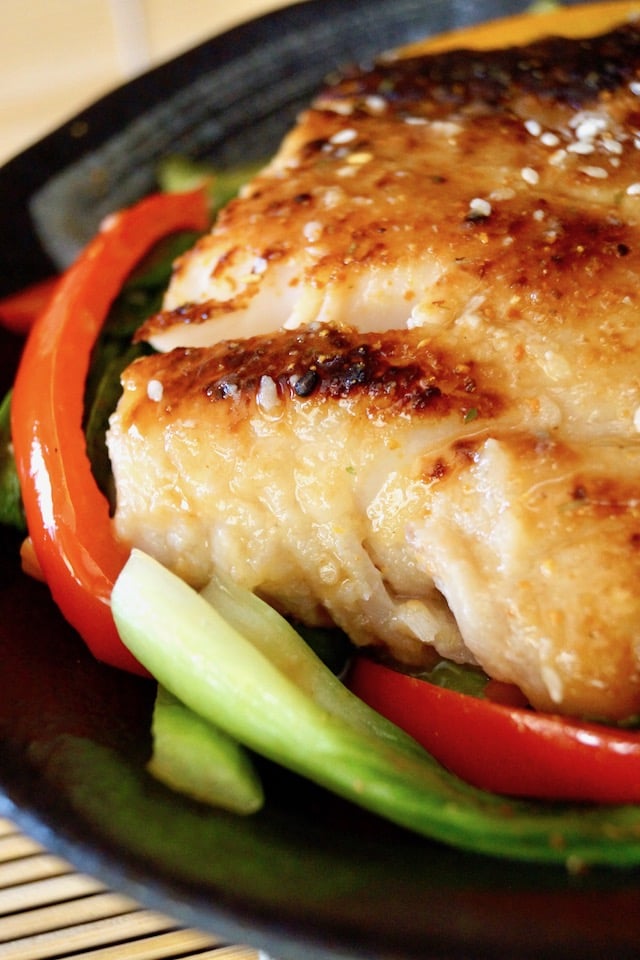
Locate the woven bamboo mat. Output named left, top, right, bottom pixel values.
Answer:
left=0, top=818, right=266, bottom=960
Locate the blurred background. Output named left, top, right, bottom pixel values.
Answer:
left=1, top=0, right=297, bottom=166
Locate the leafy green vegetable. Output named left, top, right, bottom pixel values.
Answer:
left=0, top=390, right=25, bottom=531
left=157, top=155, right=264, bottom=214
left=148, top=685, right=263, bottom=814
left=416, top=658, right=490, bottom=698
left=113, top=549, right=640, bottom=868
left=83, top=229, right=199, bottom=502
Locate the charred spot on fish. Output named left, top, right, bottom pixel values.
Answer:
left=206, top=379, right=239, bottom=400
left=293, top=369, right=320, bottom=396
left=429, top=458, right=449, bottom=482
left=320, top=23, right=640, bottom=118
left=147, top=325, right=504, bottom=426
left=414, top=384, right=443, bottom=410
left=343, top=361, right=368, bottom=389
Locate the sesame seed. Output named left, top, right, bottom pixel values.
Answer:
left=634, top=406, right=640, bottom=432
left=330, top=127, right=357, bottom=145
left=365, top=95, right=387, bottom=114
left=630, top=80, right=640, bottom=96
left=575, top=117, right=606, bottom=140
left=579, top=165, right=608, bottom=179
left=329, top=101, right=354, bottom=116
left=548, top=149, right=567, bottom=167
left=567, top=141, right=595, bottom=155
left=257, top=375, right=280, bottom=412
left=347, top=151, right=373, bottom=165
left=524, top=119, right=542, bottom=137
left=252, top=256, right=268, bottom=274
left=540, top=131, right=560, bottom=147
left=404, top=116, right=428, bottom=125
left=521, top=167, right=539, bottom=185
left=489, top=187, right=515, bottom=201
left=303, top=220, right=323, bottom=242
left=147, top=379, right=164, bottom=402
left=469, top=197, right=492, bottom=217
left=602, top=136, right=623, bottom=155
left=533, top=208, right=545, bottom=221
left=322, top=186, right=346, bottom=208
left=627, top=182, right=640, bottom=196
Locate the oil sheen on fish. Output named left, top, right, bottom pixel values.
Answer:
left=108, top=20, right=640, bottom=721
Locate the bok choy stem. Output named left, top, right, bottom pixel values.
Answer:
left=112, top=549, right=640, bottom=868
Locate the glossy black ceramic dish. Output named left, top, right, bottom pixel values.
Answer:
left=2, top=2, right=640, bottom=958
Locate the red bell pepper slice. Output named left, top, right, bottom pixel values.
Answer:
left=0, top=276, right=61, bottom=335
left=348, top=656, right=640, bottom=803
left=11, top=189, right=209, bottom=674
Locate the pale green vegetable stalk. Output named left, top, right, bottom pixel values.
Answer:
left=148, top=685, right=263, bottom=814
left=200, top=571, right=425, bottom=758
left=112, top=549, right=640, bottom=867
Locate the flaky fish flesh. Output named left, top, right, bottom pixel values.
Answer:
left=108, top=21, right=640, bottom=720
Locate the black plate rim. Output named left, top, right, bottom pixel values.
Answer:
left=3, top=3, right=640, bottom=960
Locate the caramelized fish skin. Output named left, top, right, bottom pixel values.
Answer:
left=140, top=22, right=640, bottom=352
left=110, top=22, right=640, bottom=721
left=109, top=326, right=640, bottom=721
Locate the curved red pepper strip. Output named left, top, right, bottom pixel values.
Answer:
left=0, top=276, right=61, bottom=335
left=349, top=656, right=640, bottom=803
left=11, top=190, right=209, bottom=674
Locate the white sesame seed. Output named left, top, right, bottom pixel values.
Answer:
left=329, top=101, right=354, bottom=116
left=404, top=116, right=428, bottom=125
left=252, top=256, right=268, bottom=274
left=575, top=117, right=606, bottom=140
left=630, top=80, right=640, bottom=96
left=540, top=131, right=560, bottom=147
left=431, top=120, right=462, bottom=137
left=322, top=186, right=346, bottom=208
left=627, top=182, right=640, bottom=196
left=330, top=127, right=358, bottom=145
left=548, top=149, right=567, bottom=167
left=533, top=208, right=545, bottom=221
left=521, top=166, right=540, bottom=185
left=524, top=119, right=542, bottom=137
left=634, top=406, right=640, bottom=432
left=489, top=187, right=515, bottom=201
left=365, top=94, right=387, bottom=114
left=347, top=151, right=373, bottom=165
left=579, top=165, right=608, bottom=179
left=469, top=197, right=492, bottom=217
left=602, top=136, right=623, bottom=155
left=147, top=379, right=163, bottom=402
left=303, top=220, right=323, bottom=242
left=257, top=375, right=280, bottom=412
left=567, top=141, right=595, bottom=155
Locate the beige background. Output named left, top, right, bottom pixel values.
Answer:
left=1, top=0, right=297, bottom=166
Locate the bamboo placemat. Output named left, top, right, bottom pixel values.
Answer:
left=0, top=818, right=266, bottom=960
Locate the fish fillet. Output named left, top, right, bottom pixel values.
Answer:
left=109, top=20, right=640, bottom=720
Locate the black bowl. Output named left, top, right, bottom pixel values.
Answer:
left=2, top=2, right=640, bottom=959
